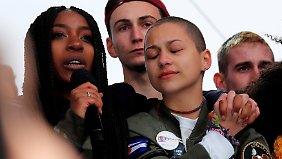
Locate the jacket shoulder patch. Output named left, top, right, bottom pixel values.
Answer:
left=128, top=138, right=149, bottom=159
left=242, top=142, right=271, bottom=159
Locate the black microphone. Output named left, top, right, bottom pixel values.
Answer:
left=71, top=69, right=96, bottom=89
left=71, top=69, right=104, bottom=159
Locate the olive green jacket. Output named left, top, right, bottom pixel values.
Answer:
left=127, top=101, right=270, bottom=159
left=55, top=110, right=92, bottom=159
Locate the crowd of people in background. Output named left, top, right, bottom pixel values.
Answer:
left=0, top=0, right=281, bottom=159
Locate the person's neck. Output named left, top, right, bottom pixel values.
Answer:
left=123, top=69, right=162, bottom=99
left=162, top=85, right=203, bottom=119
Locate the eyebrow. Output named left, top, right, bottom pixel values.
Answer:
left=234, top=60, right=273, bottom=69
left=52, top=24, right=91, bottom=31
left=139, top=15, right=158, bottom=21
left=259, top=60, right=273, bottom=65
left=234, top=61, right=252, bottom=69
left=168, top=39, right=182, bottom=45
left=113, top=15, right=158, bottom=28
left=145, top=40, right=181, bottom=52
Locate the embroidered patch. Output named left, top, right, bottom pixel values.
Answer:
left=128, top=138, right=149, bottom=159
left=242, top=142, right=271, bottom=159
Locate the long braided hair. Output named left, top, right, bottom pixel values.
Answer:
left=23, top=6, right=108, bottom=126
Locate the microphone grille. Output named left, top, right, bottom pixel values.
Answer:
left=71, top=69, right=95, bottom=88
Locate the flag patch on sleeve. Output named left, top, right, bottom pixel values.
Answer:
left=128, top=138, right=149, bottom=158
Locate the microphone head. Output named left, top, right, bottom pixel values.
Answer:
left=71, top=69, right=95, bottom=88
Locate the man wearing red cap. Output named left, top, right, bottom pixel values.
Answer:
left=104, top=0, right=170, bottom=100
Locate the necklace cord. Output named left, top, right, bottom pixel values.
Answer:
left=159, top=98, right=205, bottom=115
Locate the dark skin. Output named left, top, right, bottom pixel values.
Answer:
left=50, top=10, right=103, bottom=119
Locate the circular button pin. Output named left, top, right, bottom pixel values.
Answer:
left=156, top=131, right=179, bottom=150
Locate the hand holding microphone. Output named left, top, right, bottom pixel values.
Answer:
left=71, top=69, right=105, bottom=159
left=70, top=69, right=103, bottom=119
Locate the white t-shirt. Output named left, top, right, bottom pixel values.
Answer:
left=172, top=113, right=234, bottom=159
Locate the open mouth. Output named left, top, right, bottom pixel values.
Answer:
left=64, top=59, right=86, bottom=71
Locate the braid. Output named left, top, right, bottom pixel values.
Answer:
left=69, top=8, right=128, bottom=158
left=25, top=6, right=108, bottom=126
left=70, top=7, right=110, bottom=158
left=24, top=6, right=110, bottom=158
left=70, top=6, right=108, bottom=92
left=26, top=6, right=67, bottom=125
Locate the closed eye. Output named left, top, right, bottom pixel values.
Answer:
left=171, top=49, right=183, bottom=54
left=146, top=54, right=158, bottom=60
left=168, top=40, right=184, bottom=54
left=145, top=47, right=159, bottom=60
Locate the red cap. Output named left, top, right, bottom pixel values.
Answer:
left=105, top=0, right=170, bottom=29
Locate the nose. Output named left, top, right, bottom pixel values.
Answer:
left=131, top=26, right=143, bottom=44
left=67, top=36, right=83, bottom=51
left=158, top=51, right=171, bottom=68
left=251, top=67, right=261, bottom=82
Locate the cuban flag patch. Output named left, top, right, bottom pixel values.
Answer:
left=128, top=138, right=149, bottom=158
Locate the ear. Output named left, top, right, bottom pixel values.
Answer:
left=201, top=49, right=212, bottom=71
left=213, top=72, right=226, bottom=89
left=106, top=37, right=118, bottom=58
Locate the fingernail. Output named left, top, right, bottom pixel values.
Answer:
left=242, top=123, right=247, bottom=127
left=221, top=116, right=226, bottom=121
left=233, top=112, right=238, bottom=117
left=237, top=119, right=243, bottom=125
